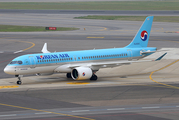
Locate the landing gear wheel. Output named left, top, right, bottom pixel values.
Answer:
left=17, top=80, right=22, bottom=85
left=66, top=73, right=72, bottom=78
left=16, top=75, right=23, bottom=85
left=90, top=74, right=98, bottom=81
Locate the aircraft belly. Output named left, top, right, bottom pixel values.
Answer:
left=15, top=65, right=58, bottom=75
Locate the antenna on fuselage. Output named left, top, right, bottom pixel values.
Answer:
left=41, top=43, right=51, bottom=53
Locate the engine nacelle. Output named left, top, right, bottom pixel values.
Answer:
left=71, top=67, right=92, bottom=80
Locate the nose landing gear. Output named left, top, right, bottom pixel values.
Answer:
left=15, top=75, right=23, bottom=85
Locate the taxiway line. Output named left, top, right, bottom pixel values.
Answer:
left=14, top=40, right=35, bottom=52
left=149, top=38, right=179, bottom=89
left=1, top=104, right=179, bottom=118
left=3, top=38, right=36, bottom=52
left=142, top=106, right=160, bottom=109
left=149, top=59, right=179, bottom=89
left=0, top=114, right=16, bottom=117
left=72, top=110, right=90, bottom=112
left=0, top=103, right=95, bottom=120
left=87, top=37, right=104, bottom=38
left=107, top=108, right=125, bottom=111
left=14, top=50, right=23, bottom=54
left=0, top=85, right=19, bottom=89
left=99, top=27, right=107, bottom=31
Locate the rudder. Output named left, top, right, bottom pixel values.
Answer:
left=125, top=16, right=154, bottom=48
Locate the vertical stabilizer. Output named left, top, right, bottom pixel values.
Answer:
left=41, top=43, right=51, bottom=53
left=125, top=16, right=154, bottom=48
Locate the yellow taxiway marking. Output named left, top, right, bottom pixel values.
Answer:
left=0, top=85, right=19, bottom=89
left=19, top=41, right=35, bottom=51
left=0, top=103, right=95, bottom=120
left=149, top=59, right=179, bottom=89
left=99, top=27, right=107, bottom=31
left=67, top=82, right=90, bottom=85
left=148, top=38, right=179, bottom=89
left=8, top=40, right=35, bottom=52
left=87, top=37, right=104, bottom=39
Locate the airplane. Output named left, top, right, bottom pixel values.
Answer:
left=4, top=16, right=167, bottom=85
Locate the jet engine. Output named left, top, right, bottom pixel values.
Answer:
left=71, top=67, right=92, bottom=80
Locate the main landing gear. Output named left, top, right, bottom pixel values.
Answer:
left=15, top=75, right=23, bottom=85
left=90, top=74, right=98, bottom=81
left=66, top=73, right=72, bottom=78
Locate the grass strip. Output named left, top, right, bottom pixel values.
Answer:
left=0, top=1, right=178, bottom=10
left=74, top=16, right=179, bottom=23
left=0, top=25, right=79, bottom=32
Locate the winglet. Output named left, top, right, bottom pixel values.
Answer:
left=41, top=43, right=50, bottom=53
left=155, top=52, right=167, bottom=61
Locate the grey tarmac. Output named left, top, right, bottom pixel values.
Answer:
left=0, top=9, right=179, bottom=120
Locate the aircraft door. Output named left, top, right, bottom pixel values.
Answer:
left=29, top=56, right=36, bottom=68
left=73, top=55, right=77, bottom=61
left=127, top=49, right=133, bottom=60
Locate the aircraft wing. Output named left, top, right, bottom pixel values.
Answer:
left=68, top=59, right=154, bottom=70
left=68, top=52, right=167, bottom=69
left=91, top=60, right=148, bottom=67
left=92, top=52, right=167, bottom=67
left=68, top=60, right=131, bottom=68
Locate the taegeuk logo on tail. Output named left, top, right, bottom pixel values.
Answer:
left=141, top=30, right=148, bottom=41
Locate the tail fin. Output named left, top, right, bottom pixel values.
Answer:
left=41, top=43, right=51, bottom=53
left=125, top=16, right=154, bottom=48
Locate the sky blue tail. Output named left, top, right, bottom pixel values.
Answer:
left=125, top=16, right=154, bottom=48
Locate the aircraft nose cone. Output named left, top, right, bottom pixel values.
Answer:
left=4, top=66, right=15, bottom=75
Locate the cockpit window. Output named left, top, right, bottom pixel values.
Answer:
left=9, top=61, right=23, bottom=65
left=10, top=61, right=17, bottom=64
left=17, top=61, right=23, bottom=64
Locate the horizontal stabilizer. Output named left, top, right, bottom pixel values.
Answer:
left=140, top=50, right=156, bottom=55
left=155, top=52, right=167, bottom=61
